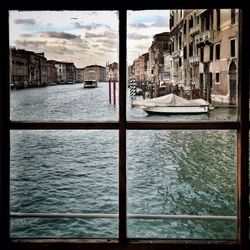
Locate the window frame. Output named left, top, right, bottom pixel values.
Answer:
left=0, top=1, right=249, bottom=250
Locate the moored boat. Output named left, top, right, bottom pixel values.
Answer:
left=133, top=93, right=211, bottom=115
left=83, top=80, right=98, bottom=88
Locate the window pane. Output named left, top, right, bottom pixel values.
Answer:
left=9, top=11, right=119, bottom=121
left=10, top=130, right=118, bottom=238
left=127, top=130, right=236, bottom=239
left=127, top=9, right=239, bottom=121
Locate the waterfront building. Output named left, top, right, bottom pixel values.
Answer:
left=148, top=32, right=170, bottom=84
left=65, top=62, right=76, bottom=83
left=106, top=62, right=119, bottom=81
left=76, top=68, right=84, bottom=83
left=169, top=10, right=184, bottom=87
left=128, top=62, right=135, bottom=81
left=183, top=10, right=200, bottom=89
left=163, top=51, right=172, bottom=84
left=182, top=9, right=238, bottom=104
left=11, top=48, right=48, bottom=88
left=46, top=60, right=57, bottom=85
left=84, top=65, right=106, bottom=82
left=54, top=62, right=67, bottom=84
left=139, top=53, right=149, bottom=82
left=10, top=50, right=28, bottom=88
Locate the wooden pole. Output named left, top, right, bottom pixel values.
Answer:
left=109, top=79, right=111, bottom=104
left=113, top=79, right=116, bottom=106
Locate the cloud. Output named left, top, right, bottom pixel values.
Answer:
left=153, top=16, right=169, bottom=27
left=20, top=34, right=34, bottom=38
left=14, top=40, right=47, bottom=52
left=14, top=19, right=36, bottom=25
left=85, top=32, right=104, bottom=38
left=130, top=23, right=148, bottom=29
left=41, top=32, right=80, bottom=40
left=85, top=30, right=117, bottom=39
left=73, top=22, right=109, bottom=30
left=95, top=38, right=117, bottom=48
left=127, top=33, right=150, bottom=40
left=129, top=16, right=168, bottom=29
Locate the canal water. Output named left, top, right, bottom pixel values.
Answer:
left=10, top=83, right=237, bottom=239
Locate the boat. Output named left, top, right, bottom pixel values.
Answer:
left=133, top=93, right=211, bottom=115
left=83, top=80, right=98, bottom=88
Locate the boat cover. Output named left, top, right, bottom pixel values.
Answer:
left=133, top=93, right=210, bottom=107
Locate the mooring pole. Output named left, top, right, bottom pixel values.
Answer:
left=109, top=79, right=111, bottom=104
left=113, top=79, right=116, bottom=106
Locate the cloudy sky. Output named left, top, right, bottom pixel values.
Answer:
left=9, top=10, right=169, bottom=68
left=127, top=10, right=170, bottom=65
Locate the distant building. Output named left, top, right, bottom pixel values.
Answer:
left=106, top=62, right=118, bottom=81
left=46, top=60, right=57, bottom=84
left=65, top=62, right=76, bottom=83
left=76, top=68, right=84, bottom=83
left=10, top=48, right=48, bottom=88
left=148, top=32, right=170, bottom=84
left=54, top=62, right=67, bottom=83
left=11, top=50, right=28, bottom=88
left=84, top=65, right=106, bottom=82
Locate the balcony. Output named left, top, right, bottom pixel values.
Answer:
left=189, top=55, right=200, bottom=65
left=189, top=26, right=200, bottom=36
left=172, top=49, right=181, bottom=58
left=196, top=30, right=214, bottom=45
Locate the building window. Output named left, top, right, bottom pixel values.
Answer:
left=184, top=46, right=187, bottom=59
left=230, top=39, right=236, bottom=57
left=231, top=9, right=236, bottom=24
left=210, top=44, right=214, bottom=61
left=217, top=9, right=220, bottom=31
left=200, top=47, right=204, bottom=62
left=216, top=72, right=220, bottom=83
left=189, top=42, right=193, bottom=57
left=178, top=35, right=182, bottom=49
left=179, top=57, right=182, bottom=67
left=1, top=5, right=249, bottom=250
left=215, top=43, right=220, bottom=60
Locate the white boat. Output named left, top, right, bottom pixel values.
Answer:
left=83, top=80, right=98, bottom=88
left=133, top=93, right=211, bottom=115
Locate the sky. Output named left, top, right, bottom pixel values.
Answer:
left=127, top=10, right=170, bottom=65
left=9, top=10, right=169, bottom=68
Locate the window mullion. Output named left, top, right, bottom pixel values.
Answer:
left=0, top=8, right=10, bottom=249
left=236, top=9, right=249, bottom=248
left=119, top=9, right=127, bottom=243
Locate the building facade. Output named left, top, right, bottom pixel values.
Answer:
left=148, top=32, right=170, bottom=84
left=169, top=10, right=184, bottom=87
left=84, top=65, right=106, bottom=82
left=106, top=62, right=119, bottom=81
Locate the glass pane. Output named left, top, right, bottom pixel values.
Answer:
left=10, top=130, right=118, bottom=238
left=9, top=11, right=119, bottom=121
left=127, top=9, right=239, bottom=121
left=127, top=130, right=237, bottom=239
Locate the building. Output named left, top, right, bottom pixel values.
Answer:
left=84, top=65, right=106, bottom=82
left=10, top=50, right=28, bottom=88
left=148, top=32, right=170, bottom=84
left=106, top=62, right=119, bottom=81
left=10, top=48, right=48, bottom=88
left=46, top=60, right=57, bottom=85
left=65, top=62, right=76, bottom=83
left=169, top=10, right=184, bottom=87
left=76, top=68, right=84, bottom=83
left=182, top=9, right=239, bottom=104
left=54, top=62, right=67, bottom=83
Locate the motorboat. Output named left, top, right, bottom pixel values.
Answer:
left=133, top=93, right=211, bottom=115
left=83, top=80, right=98, bottom=88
